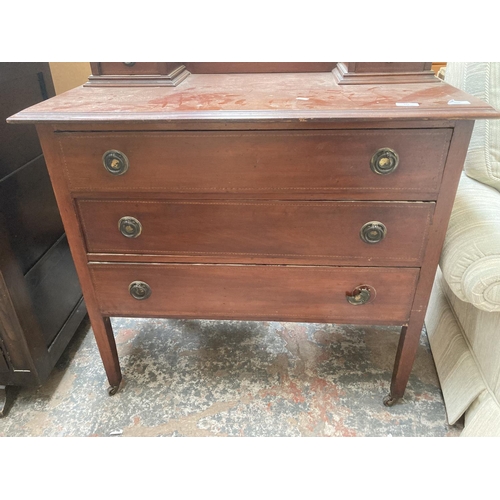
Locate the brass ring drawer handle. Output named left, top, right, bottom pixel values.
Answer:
left=102, top=150, right=129, bottom=176
left=129, top=281, right=151, bottom=300
left=370, top=148, right=399, bottom=175
left=119, top=216, right=142, bottom=238
left=123, top=62, right=136, bottom=67
left=360, top=221, right=387, bottom=244
left=346, top=285, right=375, bottom=305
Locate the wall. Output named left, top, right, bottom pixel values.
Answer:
left=49, top=63, right=91, bottom=95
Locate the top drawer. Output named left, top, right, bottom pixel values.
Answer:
left=56, top=129, right=452, bottom=200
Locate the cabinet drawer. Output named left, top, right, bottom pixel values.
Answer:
left=57, top=129, right=452, bottom=200
left=89, top=263, right=419, bottom=325
left=79, top=199, right=434, bottom=266
left=97, top=62, right=167, bottom=75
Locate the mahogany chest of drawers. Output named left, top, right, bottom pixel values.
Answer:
left=9, top=63, right=499, bottom=406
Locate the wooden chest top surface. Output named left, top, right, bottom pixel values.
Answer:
left=8, top=72, right=500, bottom=125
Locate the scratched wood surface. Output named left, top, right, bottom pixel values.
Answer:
left=8, top=73, right=500, bottom=125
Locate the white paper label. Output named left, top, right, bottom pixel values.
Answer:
left=396, top=102, right=420, bottom=107
left=448, top=99, right=471, bottom=105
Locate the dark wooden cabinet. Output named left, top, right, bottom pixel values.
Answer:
left=0, top=63, right=87, bottom=416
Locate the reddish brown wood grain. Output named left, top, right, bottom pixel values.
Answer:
left=78, top=199, right=435, bottom=266
left=57, top=129, right=452, bottom=200
left=389, top=120, right=475, bottom=400
left=87, top=63, right=190, bottom=88
left=334, top=63, right=438, bottom=85
left=9, top=66, right=498, bottom=404
left=185, top=63, right=336, bottom=73
left=36, top=125, right=122, bottom=389
left=348, top=63, right=431, bottom=74
left=97, top=62, right=168, bottom=75
left=8, top=73, right=499, bottom=125
left=89, top=263, right=420, bottom=325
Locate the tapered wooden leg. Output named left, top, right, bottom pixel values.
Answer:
left=0, top=385, right=6, bottom=417
left=36, top=127, right=125, bottom=395
left=90, top=314, right=122, bottom=394
left=380, top=122, right=476, bottom=406
left=384, top=320, right=423, bottom=406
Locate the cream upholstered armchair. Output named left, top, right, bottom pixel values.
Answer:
left=425, top=62, right=500, bottom=436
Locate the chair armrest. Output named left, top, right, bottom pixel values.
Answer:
left=440, top=174, right=500, bottom=312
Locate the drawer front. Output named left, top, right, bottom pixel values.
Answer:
left=89, top=263, right=419, bottom=324
left=57, top=129, right=452, bottom=199
left=79, top=199, right=434, bottom=266
left=97, top=62, right=166, bottom=75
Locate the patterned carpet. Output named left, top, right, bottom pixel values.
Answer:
left=0, top=316, right=462, bottom=436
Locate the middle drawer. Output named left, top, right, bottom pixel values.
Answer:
left=78, top=199, right=434, bottom=266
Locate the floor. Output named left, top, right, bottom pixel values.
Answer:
left=0, top=317, right=462, bottom=437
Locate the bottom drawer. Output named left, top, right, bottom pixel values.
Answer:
left=89, top=263, right=419, bottom=325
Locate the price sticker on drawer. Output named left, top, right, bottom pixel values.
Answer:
left=396, top=102, right=420, bottom=106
